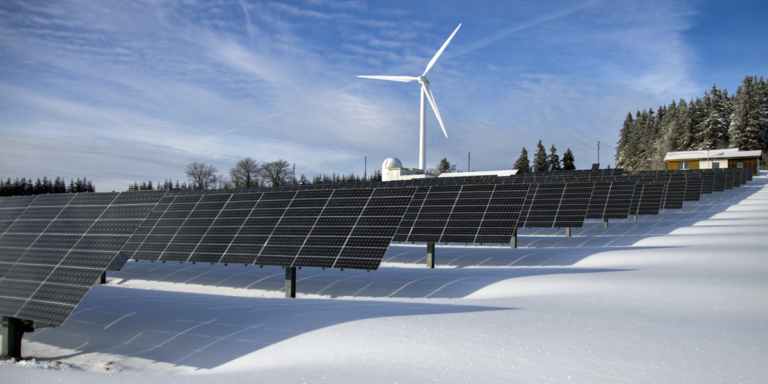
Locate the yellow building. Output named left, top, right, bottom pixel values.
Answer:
left=664, top=148, right=763, bottom=176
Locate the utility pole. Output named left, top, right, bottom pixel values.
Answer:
left=597, top=141, right=600, bottom=166
left=364, top=156, right=367, bottom=181
left=468, top=152, right=470, bottom=172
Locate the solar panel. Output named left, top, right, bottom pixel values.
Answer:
left=397, top=183, right=531, bottom=245
left=736, top=168, right=748, bottom=186
left=0, top=191, right=165, bottom=325
left=0, top=194, right=74, bottom=278
left=683, top=176, right=703, bottom=201
left=631, top=183, right=665, bottom=216
left=700, top=172, right=715, bottom=194
left=602, top=182, right=636, bottom=219
left=662, top=180, right=686, bottom=209
left=553, top=182, right=593, bottom=228
left=713, top=171, right=726, bottom=192
left=473, top=184, right=528, bottom=244
left=121, top=187, right=415, bottom=271
left=585, top=182, right=611, bottom=219
left=392, top=187, right=428, bottom=243
left=405, top=185, right=461, bottom=243
left=723, top=171, right=734, bottom=190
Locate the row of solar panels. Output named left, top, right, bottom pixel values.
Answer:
left=216, top=167, right=748, bottom=192
left=0, top=168, right=752, bottom=325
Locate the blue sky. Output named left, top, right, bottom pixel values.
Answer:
left=1, top=0, right=766, bottom=191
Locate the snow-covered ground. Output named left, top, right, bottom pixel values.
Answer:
left=3, top=173, right=767, bottom=383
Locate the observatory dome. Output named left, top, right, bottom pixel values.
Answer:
left=382, top=157, right=403, bottom=169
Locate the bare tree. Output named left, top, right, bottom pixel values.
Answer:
left=229, top=157, right=260, bottom=188
left=211, top=173, right=232, bottom=189
left=184, top=162, right=218, bottom=190
left=260, top=159, right=292, bottom=187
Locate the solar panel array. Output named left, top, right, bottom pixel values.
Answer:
left=0, top=191, right=165, bottom=324
left=629, top=183, right=665, bottom=216
left=585, top=181, right=636, bottom=219
left=394, top=184, right=530, bottom=244
left=0, top=167, right=754, bottom=326
left=120, top=187, right=415, bottom=271
left=521, top=182, right=594, bottom=228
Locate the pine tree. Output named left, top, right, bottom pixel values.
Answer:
left=759, top=76, right=768, bottom=160
left=513, top=147, right=531, bottom=173
left=547, top=144, right=562, bottom=171
left=729, top=76, right=766, bottom=150
left=434, top=157, right=457, bottom=175
left=34, top=178, right=43, bottom=194
left=562, top=148, right=575, bottom=170
left=532, top=140, right=548, bottom=172
left=697, top=85, right=731, bottom=149
left=615, top=112, right=634, bottom=170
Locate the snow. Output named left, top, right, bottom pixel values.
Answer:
left=2, top=173, right=768, bottom=383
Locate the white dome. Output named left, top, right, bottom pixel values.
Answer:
left=382, top=157, right=403, bottom=169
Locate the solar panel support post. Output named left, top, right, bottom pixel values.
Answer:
left=97, top=271, right=106, bottom=285
left=565, top=227, right=571, bottom=237
left=633, top=215, right=638, bottom=222
left=1, top=316, right=33, bottom=360
left=285, top=267, right=296, bottom=298
left=426, top=242, right=435, bottom=268
left=604, top=218, right=609, bottom=228
left=510, top=228, right=518, bottom=248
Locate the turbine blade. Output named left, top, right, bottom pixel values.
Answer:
left=422, top=23, right=461, bottom=76
left=422, top=82, right=448, bottom=138
left=358, top=75, right=419, bottom=82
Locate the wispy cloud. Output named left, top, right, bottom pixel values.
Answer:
left=1, top=0, right=749, bottom=192
left=444, top=1, right=600, bottom=62
left=305, top=0, right=367, bottom=12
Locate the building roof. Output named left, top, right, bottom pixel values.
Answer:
left=664, top=148, right=763, bottom=161
left=438, top=169, right=518, bottom=178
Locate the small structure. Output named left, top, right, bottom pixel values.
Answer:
left=381, top=157, right=518, bottom=181
left=381, top=157, right=437, bottom=181
left=664, top=148, right=762, bottom=176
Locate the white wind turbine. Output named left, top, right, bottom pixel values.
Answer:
left=358, top=24, right=461, bottom=171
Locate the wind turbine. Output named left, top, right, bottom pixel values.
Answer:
left=358, top=24, right=461, bottom=171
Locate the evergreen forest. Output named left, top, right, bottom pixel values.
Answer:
left=616, top=75, right=767, bottom=173
left=0, top=177, right=95, bottom=197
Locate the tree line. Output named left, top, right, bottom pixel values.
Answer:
left=0, top=177, right=95, bottom=197
left=128, top=147, right=577, bottom=193
left=127, top=158, right=385, bottom=191
left=616, top=75, right=768, bottom=173
left=512, top=141, right=575, bottom=173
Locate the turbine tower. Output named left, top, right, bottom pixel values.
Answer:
left=358, top=24, right=461, bottom=171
